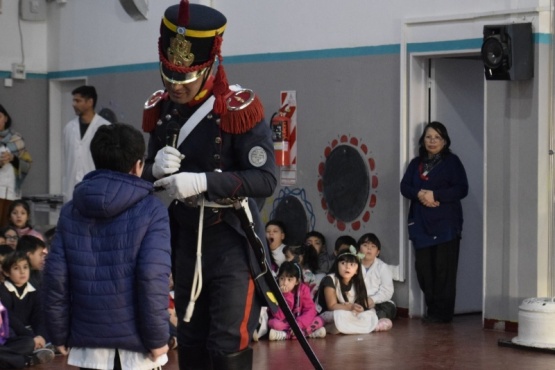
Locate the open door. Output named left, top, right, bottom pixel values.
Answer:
left=429, top=57, right=484, bottom=314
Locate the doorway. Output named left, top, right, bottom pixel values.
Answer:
left=429, top=57, right=484, bottom=314
left=406, top=54, right=485, bottom=317
left=48, top=78, right=87, bottom=195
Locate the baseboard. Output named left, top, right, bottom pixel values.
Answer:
left=396, top=307, right=409, bottom=318
left=484, top=318, right=519, bottom=333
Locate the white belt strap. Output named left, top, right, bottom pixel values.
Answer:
left=183, top=198, right=205, bottom=322
left=176, top=84, right=241, bottom=148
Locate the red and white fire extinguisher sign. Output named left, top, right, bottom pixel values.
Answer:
left=271, top=109, right=291, bottom=166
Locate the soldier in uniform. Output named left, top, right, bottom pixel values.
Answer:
left=141, top=1, right=277, bottom=369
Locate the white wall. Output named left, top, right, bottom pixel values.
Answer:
left=0, top=0, right=47, bottom=73
left=0, top=0, right=546, bottom=74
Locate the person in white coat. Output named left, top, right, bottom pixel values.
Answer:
left=357, top=233, right=397, bottom=320
left=62, top=85, right=110, bottom=202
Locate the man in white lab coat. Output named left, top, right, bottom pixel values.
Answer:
left=62, top=85, right=110, bottom=202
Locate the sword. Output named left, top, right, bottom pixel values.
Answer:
left=233, top=199, right=324, bottom=370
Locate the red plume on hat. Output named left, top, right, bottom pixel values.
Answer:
left=177, top=0, right=189, bottom=26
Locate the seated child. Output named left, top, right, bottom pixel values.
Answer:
left=316, top=249, right=392, bottom=334
left=16, top=236, right=47, bottom=290
left=265, top=219, right=287, bottom=270
left=284, top=244, right=320, bottom=299
left=334, top=235, right=357, bottom=256
left=0, top=298, right=54, bottom=368
left=7, top=200, right=43, bottom=241
left=304, top=231, right=333, bottom=274
left=0, top=251, right=49, bottom=350
left=254, top=219, right=289, bottom=341
left=0, top=227, right=19, bottom=250
left=268, top=261, right=325, bottom=340
left=358, top=233, right=397, bottom=320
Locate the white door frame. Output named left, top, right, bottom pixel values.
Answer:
left=399, top=14, right=487, bottom=318
left=402, top=50, right=484, bottom=318
left=399, top=7, right=548, bottom=318
left=48, top=77, right=87, bottom=195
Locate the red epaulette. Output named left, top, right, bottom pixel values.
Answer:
left=219, top=89, right=265, bottom=134
left=142, top=90, right=168, bottom=133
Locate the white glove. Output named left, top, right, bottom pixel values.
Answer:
left=152, top=146, right=184, bottom=179
left=154, top=172, right=208, bottom=200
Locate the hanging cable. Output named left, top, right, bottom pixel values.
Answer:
left=17, top=0, right=25, bottom=65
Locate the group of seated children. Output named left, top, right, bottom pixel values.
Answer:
left=263, top=219, right=396, bottom=340
left=0, top=198, right=59, bottom=368
left=0, top=238, right=54, bottom=368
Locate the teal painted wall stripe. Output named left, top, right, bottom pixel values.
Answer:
left=1, top=33, right=551, bottom=79
left=226, top=43, right=400, bottom=64
left=407, top=38, right=483, bottom=53
left=536, top=32, right=552, bottom=44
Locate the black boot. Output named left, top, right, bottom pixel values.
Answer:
left=178, top=346, right=211, bottom=370
left=210, top=347, right=253, bottom=370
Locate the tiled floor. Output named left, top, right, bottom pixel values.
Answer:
left=34, top=314, right=555, bottom=370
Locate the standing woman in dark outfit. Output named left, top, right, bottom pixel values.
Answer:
left=400, top=121, right=468, bottom=323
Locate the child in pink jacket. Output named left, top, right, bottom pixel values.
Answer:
left=268, top=261, right=326, bottom=340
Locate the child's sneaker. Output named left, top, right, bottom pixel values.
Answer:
left=28, top=348, right=55, bottom=366
left=269, top=329, right=288, bottom=341
left=308, top=327, right=326, bottom=338
left=374, top=318, right=393, bottom=332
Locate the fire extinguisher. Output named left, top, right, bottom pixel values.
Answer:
left=270, top=108, right=291, bottom=166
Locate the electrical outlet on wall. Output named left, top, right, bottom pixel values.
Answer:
left=12, top=63, right=26, bottom=80
left=20, top=0, right=47, bottom=21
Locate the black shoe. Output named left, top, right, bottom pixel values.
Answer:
left=211, top=347, right=253, bottom=370
left=28, top=348, right=55, bottom=366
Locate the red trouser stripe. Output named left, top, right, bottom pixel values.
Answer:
left=239, top=276, right=255, bottom=349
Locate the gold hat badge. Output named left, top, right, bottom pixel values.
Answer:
left=168, top=28, right=194, bottom=67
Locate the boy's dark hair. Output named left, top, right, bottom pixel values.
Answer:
left=17, top=235, right=46, bottom=255
left=357, top=233, right=382, bottom=251
left=8, top=199, right=32, bottom=228
left=0, top=104, right=12, bottom=129
left=2, top=251, right=29, bottom=275
left=72, top=85, right=98, bottom=108
left=334, top=235, right=357, bottom=252
left=332, top=251, right=369, bottom=309
left=305, top=231, right=326, bottom=246
left=0, top=245, right=14, bottom=256
left=265, top=219, right=287, bottom=235
left=90, top=123, right=145, bottom=173
left=277, top=261, right=303, bottom=282
left=286, top=243, right=319, bottom=272
left=44, top=227, right=56, bottom=243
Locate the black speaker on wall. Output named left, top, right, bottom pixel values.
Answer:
left=481, top=23, right=533, bottom=81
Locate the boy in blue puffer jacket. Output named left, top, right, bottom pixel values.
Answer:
left=43, top=123, right=172, bottom=370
